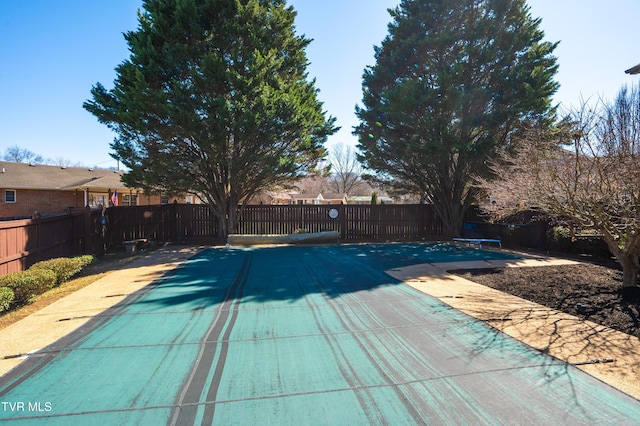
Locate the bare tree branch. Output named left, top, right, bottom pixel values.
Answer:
left=479, top=85, right=640, bottom=293
left=327, top=143, right=365, bottom=195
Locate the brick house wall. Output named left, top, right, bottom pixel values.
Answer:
left=0, top=188, right=83, bottom=217
left=0, top=188, right=199, bottom=218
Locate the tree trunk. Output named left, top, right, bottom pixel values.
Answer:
left=209, top=202, right=232, bottom=241
left=614, top=251, right=640, bottom=300
left=599, top=232, right=640, bottom=299
left=622, top=265, right=638, bottom=288
left=207, top=195, right=242, bottom=242
left=226, top=203, right=236, bottom=239
left=442, top=218, right=462, bottom=239
left=434, top=201, right=466, bottom=238
left=214, top=209, right=229, bottom=240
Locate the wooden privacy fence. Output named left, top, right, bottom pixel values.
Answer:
left=236, top=204, right=444, bottom=240
left=105, top=204, right=217, bottom=246
left=0, top=207, right=105, bottom=275
left=106, top=204, right=445, bottom=244
left=0, top=204, right=550, bottom=275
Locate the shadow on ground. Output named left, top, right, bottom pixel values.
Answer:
left=128, top=243, right=518, bottom=312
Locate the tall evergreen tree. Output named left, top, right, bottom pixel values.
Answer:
left=84, top=0, right=337, bottom=237
left=355, top=0, right=559, bottom=236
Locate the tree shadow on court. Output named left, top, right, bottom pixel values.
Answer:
left=126, top=243, right=519, bottom=311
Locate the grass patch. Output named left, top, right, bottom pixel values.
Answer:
left=0, top=251, right=146, bottom=331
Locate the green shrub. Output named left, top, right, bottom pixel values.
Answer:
left=29, top=255, right=95, bottom=287
left=547, top=226, right=572, bottom=253
left=0, top=269, right=56, bottom=306
left=0, top=287, right=14, bottom=312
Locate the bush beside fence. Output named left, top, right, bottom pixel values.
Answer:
left=0, top=268, right=56, bottom=308
left=0, top=255, right=95, bottom=313
left=0, top=287, right=14, bottom=312
left=29, top=255, right=95, bottom=287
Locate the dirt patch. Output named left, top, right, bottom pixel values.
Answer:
left=451, top=263, right=640, bottom=339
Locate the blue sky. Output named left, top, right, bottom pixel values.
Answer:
left=0, top=1, right=638, bottom=168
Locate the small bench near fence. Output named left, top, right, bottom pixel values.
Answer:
left=452, top=237, right=502, bottom=249
left=453, top=222, right=502, bottom=249
left=123, top=238, right=148, bottom=253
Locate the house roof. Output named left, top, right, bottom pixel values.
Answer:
left=290, top=193, right=323, bottom=200
left=288, top=193, right=348, bottom=201
left=349, top=196, right=372, bottom=202
left=322, top=193, right=348, bottom=201
left=349, top=195, right=393, bottom=203
left=0, top=161, right=128, bottom=191
left=265, top=191, right=295, bottom=200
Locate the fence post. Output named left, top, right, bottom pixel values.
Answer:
left=339, top=205, right=346, bottom=240
left=83, top=205, right=92, bottom=254
left=174, top=202, right=181, bottom=242
left=299, top=205, right=304, bottom=232
left=32, top=211, right=42, bottom=264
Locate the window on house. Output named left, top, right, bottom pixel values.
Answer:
left=5, top=190, right=16, bottom=203
left=122, top=194, right=137, bottom=206
left=161, top=195, right=169, bottom=204
left=92, top=195, right=106, bottom=207
left=185, top=196, right=193, bottom=204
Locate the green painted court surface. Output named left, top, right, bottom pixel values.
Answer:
left=1, top=243, right=640, bottom=424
